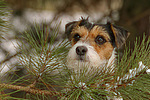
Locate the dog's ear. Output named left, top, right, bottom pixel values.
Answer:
left=107, top=22, right=130, bottom=48
left=65, top=21, right=78, bottom=41
left=65, top=17, right=90, bottom=40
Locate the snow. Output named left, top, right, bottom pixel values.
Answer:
left=1, top=39, right=21, bottom=55
left=0, top=63, right=10, bottom=75
left=146, top=69, right=150, bottom=74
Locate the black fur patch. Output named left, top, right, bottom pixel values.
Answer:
left=104, top=23, right=116, bottom=47
left=79, top=19, right=93, bottom=30
left=65, top=21, right=77, bottom=40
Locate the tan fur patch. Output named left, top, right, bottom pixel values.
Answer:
left=89, top=25, right=110, bottom=41
left=89, top=25, right=114, bottom=60
left=71, top=26, right=89, bottom=45
left=92, top=42, right=114, bottom=60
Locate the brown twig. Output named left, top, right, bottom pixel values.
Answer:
left=111, top=71, right=147, bottom=91
left=0, top=83, right=59, bottom=96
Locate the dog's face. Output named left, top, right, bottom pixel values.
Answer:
left=65, top=18, right=130, bottom=69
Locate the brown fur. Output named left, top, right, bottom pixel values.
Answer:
left=70, top=25, right=114, bottom=61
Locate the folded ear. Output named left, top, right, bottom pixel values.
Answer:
left=108, top=22, right=130, bottom=48
left=65, top=21, right=78, bottom=41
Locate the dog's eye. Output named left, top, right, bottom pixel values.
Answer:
left=73, top=33, right=81, bottom=42
left=95, top=35, right=106, bottom=45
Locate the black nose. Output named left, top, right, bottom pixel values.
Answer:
left=76, top=46, right=88, bottom=55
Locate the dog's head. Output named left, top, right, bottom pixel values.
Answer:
left=65, top=17, right=130, bottom=69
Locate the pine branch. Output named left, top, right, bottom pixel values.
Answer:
left=0, top=0, right=10, bottom=35
left=0, top=83, right=59, bottom=96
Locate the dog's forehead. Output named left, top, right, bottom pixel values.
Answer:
left=90, top=25, right=111, bottom=40
left=71, top=24, right=111, bottom=41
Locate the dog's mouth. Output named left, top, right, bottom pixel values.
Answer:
left=76, top=56, right=89, bottom=62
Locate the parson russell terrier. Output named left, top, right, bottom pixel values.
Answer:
left=65, top=17, right=130, bottom=71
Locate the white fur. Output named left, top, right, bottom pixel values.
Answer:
left=67, top=41, right=116, bottom=71
left=107, top=49, right=116, bottom=67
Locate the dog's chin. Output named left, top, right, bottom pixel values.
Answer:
left=76, top=56, right=88, bottom=61
left=66, top=58, right=107, bottom=71
left=67, top=59, right=92, bottom=70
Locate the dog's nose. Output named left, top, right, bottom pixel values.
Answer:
left=76, top=46, right=88, bottom=55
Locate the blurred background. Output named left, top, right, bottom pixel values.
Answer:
left=0, top=0, right=150, bottom=75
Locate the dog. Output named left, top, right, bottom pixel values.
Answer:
left=65, top=17, right=130, bottom=71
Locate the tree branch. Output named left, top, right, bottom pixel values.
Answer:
left=0, top=83, right=59, bottom=96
